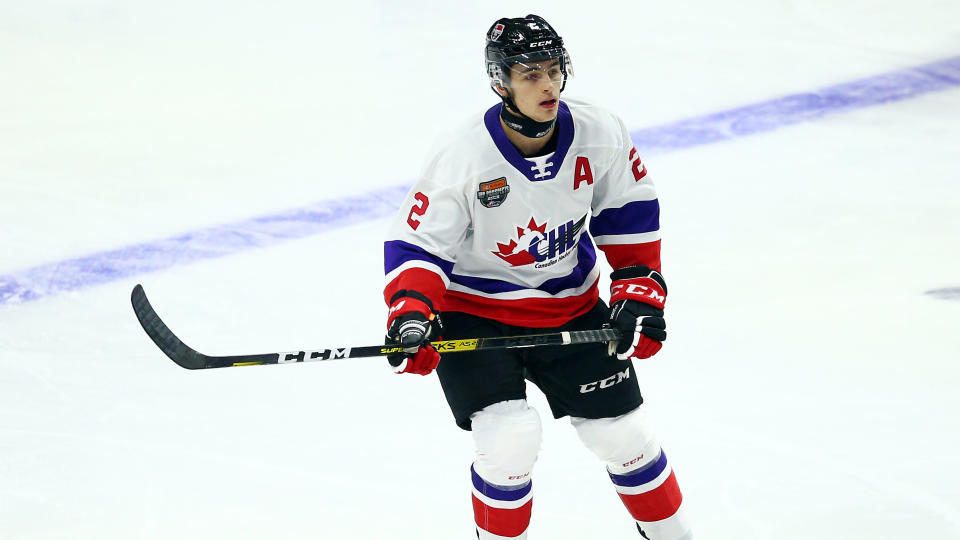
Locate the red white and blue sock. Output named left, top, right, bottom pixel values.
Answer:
left=471, top=464, right=533, bottom=539
left=608, top=448, right=690, bottom=539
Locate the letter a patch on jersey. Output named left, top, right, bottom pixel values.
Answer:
left=478, top=178, right=510, bottom=208
left=574, top=157, right=593, bottom=190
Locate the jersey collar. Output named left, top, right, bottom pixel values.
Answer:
left=484, top=101, right=574, bottom=182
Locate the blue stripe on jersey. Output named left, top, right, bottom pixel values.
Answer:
left=590, top=200, right=660, bottom=237
left=384, top=240, right=455, bottom=276
left=471, top=465, right=532, bottom=501
left=449, top=234, right=597, bottom=295
left=484, top=102, right=575, bottom=183
left=608, top=450, right=668, bottom=488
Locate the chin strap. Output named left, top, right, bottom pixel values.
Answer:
left=495, top=89, right=557, bottom=139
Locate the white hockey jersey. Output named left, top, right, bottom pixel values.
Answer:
left=384, top=99, right=661, bottom=328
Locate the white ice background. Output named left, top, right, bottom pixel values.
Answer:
left=1, top=1, right=959, bottom=539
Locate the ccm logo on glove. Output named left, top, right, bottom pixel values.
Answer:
left=609, top=282, right=666, bottom=308
left=607, top=266, right=668, bottom=361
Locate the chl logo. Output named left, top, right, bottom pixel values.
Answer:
left=579, top=368, right=631, bottom=393
left=493, top=214, right=586, bottom=268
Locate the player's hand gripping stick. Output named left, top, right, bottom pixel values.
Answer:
left=607, top=266, right=667, bottom=360
left=385, top=290, right=442, bottom=375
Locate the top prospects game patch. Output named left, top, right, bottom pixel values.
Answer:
left=478, top=178, right=510, bottom=208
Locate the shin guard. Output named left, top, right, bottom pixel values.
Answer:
left=472, top=465, right=533, bottom=539
left=609, top=448, right=689, bottom=539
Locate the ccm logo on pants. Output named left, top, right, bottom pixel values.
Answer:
left=580, top=368, right=631, bottom=393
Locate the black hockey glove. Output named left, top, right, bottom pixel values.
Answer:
left=385, top=290, right=442, bottom=375
left=607, top=266, right=667, bottom=360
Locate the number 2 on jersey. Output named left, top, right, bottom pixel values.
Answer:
left=629, top=147, right=647, bottom=181
left=406, top=192, right=430, bottom=230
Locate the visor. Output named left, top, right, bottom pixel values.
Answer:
left=499, top=48, right=574, bottom=88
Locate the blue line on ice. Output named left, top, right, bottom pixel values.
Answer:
left=2, top=56, right=958, bottom=305
left=631, top=56, right=960, bottom=153
left=925, top=287, right=960, bottom=301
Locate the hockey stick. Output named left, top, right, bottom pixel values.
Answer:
left=131, top=284, right=622, bottom=370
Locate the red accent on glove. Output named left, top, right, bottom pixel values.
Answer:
left=609, top=276, right=667, bottom=309
left=628, top=335, right=663, bottom=360
left=397, top=344, right=441, bottom=376
left=386, top=296, right=435, bottom=331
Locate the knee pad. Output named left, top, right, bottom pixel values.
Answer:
left=571, top=406, right=660, bottom=475
left=470, top=400, right=542, bottom=486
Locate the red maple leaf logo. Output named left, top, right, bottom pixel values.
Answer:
left=492, top=217, right=548, bottom=266
left=496, top=239, right=518, bottom=256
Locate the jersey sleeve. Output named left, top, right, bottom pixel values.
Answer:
left=589, top=115, right=661, bottom=272
left=383, top=150, right=471, bottom=309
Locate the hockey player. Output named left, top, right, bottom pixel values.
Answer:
left=383, top=14, right=692, bottom=540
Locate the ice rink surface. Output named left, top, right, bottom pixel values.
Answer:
left=2, top=1, right=959, bottom=538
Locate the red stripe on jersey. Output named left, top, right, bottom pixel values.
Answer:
left=472, top=495, right=532, bottom=538
left=597, top=240, right=661, bottom=272
left=384, top=268, right=448, bottom=308
left=617, top=470, right=683, bottom=522
left=443, top=280, right=599, bottom=328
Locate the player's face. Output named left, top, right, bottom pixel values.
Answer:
left=505, top=59, right=563, bottom=122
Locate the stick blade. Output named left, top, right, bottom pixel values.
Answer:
left=130, top=284, right=209, bottom=369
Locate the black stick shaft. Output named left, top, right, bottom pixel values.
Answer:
left=131, top=284, right=621, bottom=370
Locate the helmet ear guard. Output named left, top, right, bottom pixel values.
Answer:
left=487, top=62, right=508, bottom=91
